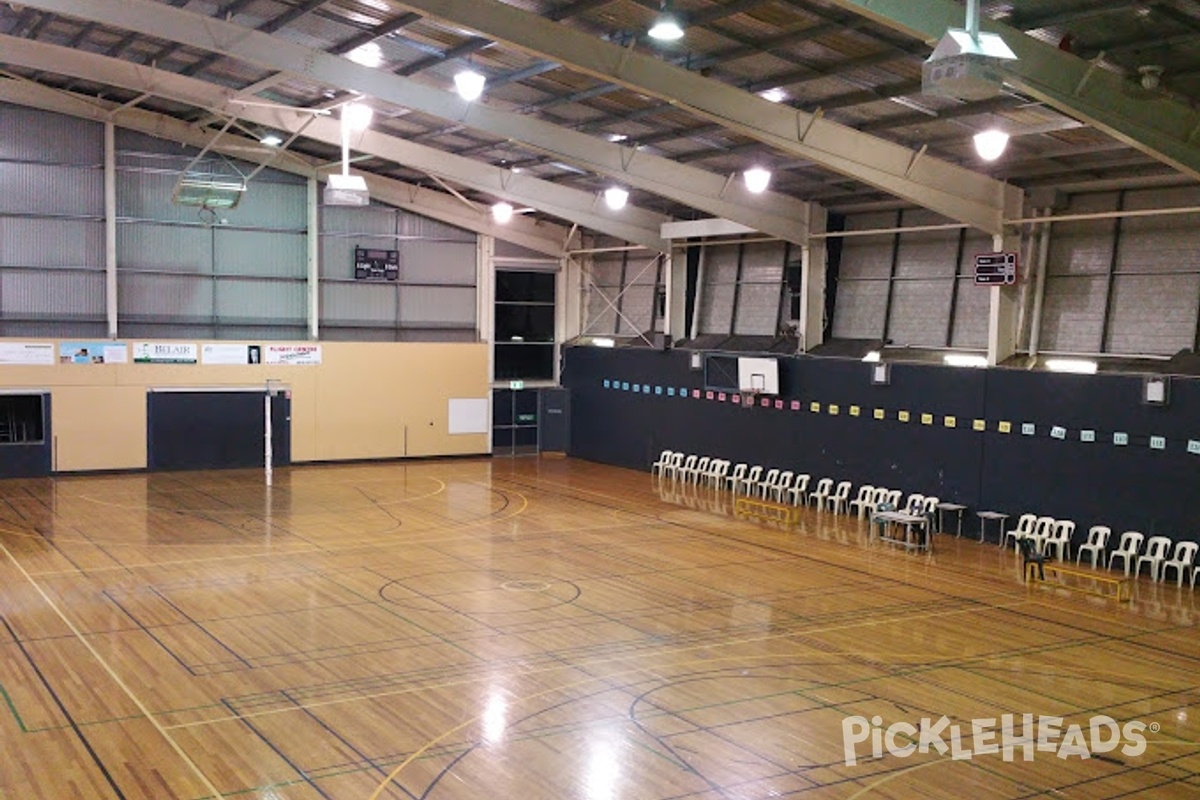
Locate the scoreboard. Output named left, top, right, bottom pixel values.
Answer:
left=354, top=247, right=400, bottom=281
left=974, top=252, right=1017, bottom=286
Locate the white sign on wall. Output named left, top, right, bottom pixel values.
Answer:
left=202, top=343, right=262, bottom=365
left=0, top=342, right=55, bottom=365
left=132, top=342, right=198, bottom=364
left=265, top=345, right=322, bottom=365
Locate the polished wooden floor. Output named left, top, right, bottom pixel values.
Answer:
left=0, top=457, right=1197, bottom=799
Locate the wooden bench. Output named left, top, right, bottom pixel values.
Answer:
left=734, top=496, right=801, bottom=526
left=1032, top=563, right=1131, bottom=602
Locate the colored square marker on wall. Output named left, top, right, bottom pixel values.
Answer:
left=874, top=408, right=885, bottom=420
left=945, top=416, right=956, bottom=428
left=998, top=421, right=1012, bottom=434
left=898, top=411, right=910, bottom=422
left=921, top=413, right=933, bottom=425
left=1022, top=423, right=1036, bottom=436
left=1050, top=426, right=1066, bottom=440
left=1150, top=435, right=1166, bottom=450
left=850, top=405, right=860, bottom=417
left=973, top=419, right=986, bottom=431
left=1113, top=432, right=1128, bottom=446
left=1188, top=439, right=1200, bottom=454
left=810, top=402, right=821, bottom=413
left=1080, top=429, right=1095, bottom=442
left=829, top=404, right=839, bottom=415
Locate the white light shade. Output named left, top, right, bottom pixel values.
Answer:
left=492, top=202, right=514, bottom=224
left=1045, top=358, right=1098, bottom=374
left=260, top=133, right=283, bottom=147
left=759, top=87, right=786, bottom=103
left=648, top=15, right=684, bottom=40
left=604, top=186, right=629, bottom=210
left=973, top=128, right=1009, bottom=161
left=454, top=69, right=486, bottom=101
left=862, top=350, right=881, bottom=363
left=342, top=102, right=373, bottom=131
left=592, top=337, right=616, bottom=348
left=743, top=167, right=772, bottom=194
left=347, top=42, right=383, bottom=68
left=944, top=353, right=989, bottom=368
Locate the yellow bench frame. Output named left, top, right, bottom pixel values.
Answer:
left=1032, top=563, right=1131, bottom=602
left=734, top=496, right=802, bottom=526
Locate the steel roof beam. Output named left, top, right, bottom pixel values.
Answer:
left=14, top=0, right=811, bottom=243
left=0, top=37, right=670, bottom=252
left=823, top=0, right=1200, bottom=181
left=378, top=0, right=1010, bottom=233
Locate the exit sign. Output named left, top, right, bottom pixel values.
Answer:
left=974, top=252, right=1018, bottom=286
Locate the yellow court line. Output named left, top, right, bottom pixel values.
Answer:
left=0, top=541, right=227, bottom=800
left=168, top=597, right=1034, bottom=734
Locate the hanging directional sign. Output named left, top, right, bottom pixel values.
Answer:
left=974, top=252, right=1018, bottom=286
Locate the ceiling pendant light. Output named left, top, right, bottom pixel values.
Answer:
left=454, top=69, right=487, bottom=101
left=973, top=128, right=1009, bottom=161
left=604, top=186, right=629, bottom=210
left=492, top=202, right=514, bottom=224
left=743, top=166, right=772, bottom=194
left=648, top=1, right=684, bottom=41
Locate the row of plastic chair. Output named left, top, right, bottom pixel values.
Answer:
left=652, top=452, right=944, bottom=525
left=1004, top=513, right=1200, bottom=587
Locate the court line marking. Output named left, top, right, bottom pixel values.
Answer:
left=0, top=541, right=227, bottom=799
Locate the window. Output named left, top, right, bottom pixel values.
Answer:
left=494, top=270, right=556, bottom=380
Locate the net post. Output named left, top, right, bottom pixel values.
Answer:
left=265, top=379, right=282, bottom=487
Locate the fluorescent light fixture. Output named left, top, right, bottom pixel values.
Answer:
left=454, top=69, right=486, bottom=101
left=759, top=87, right=787, bottom=103
left=492, top=201, right=514, bottom=224
left=973, top=128, right=1009, bottom=161
left=347, top=42, right=383, bottom=68
left=743, top=166, right=772, bottom=194
left=944, top=353, right=988, bottom=368
left=607, top=132, right=629, bottom=143
left=592, top=337, right=616, bottom=348
left=862, top=350, right=881, bottom=363
left=1045, top=358, right=1097, bottom=375
left=342, top=102, right=373, bottom=131
left=648, top=6, right=684, bottom=41
left=259, top=133, right=284, bottom=147
left=604, top=186, right=629, bottom=210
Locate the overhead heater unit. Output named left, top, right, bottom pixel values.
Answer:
left=922, top=0, right=1017, bottom=100
left=171, top=118, right=249, bottom=211
left=324, top=173, right=369, bottom=206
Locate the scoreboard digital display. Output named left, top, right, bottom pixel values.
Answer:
left=974, top=252, right=1017, bottom=286
left=354, top=247, right=400, bottom=281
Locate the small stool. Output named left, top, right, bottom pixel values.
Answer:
left=976, top=511, right=1009, bottom=544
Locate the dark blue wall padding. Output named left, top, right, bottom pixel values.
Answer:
left=562, top=347, right=1200, bottom=541
left=147, top=391, right=291, bottom=471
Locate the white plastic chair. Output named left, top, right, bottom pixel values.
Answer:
left=1137, top=536, right=1173, bottom=582
left=827, top=481, right=852, bottom=514
left=680, top=455, right=708, bottom=485
left=650, top=449, right=674, bottom=477
left=735, top=465, right=762, bottom=496
left=1161, top=541, right=1199, bottom=586
left=724, top=463, right=746, bottom=494
left=808, top=478, right=833, bottom=509
left=786, top=473, right=810, bottom=506
left=1028, top=516, right=1056, bottom=554
left=1003, top=514, right=1037, bottom=551
left=661, top=452, right=685, bottom=481
left=706, top=459, right=730, bottom=490
left=902, top=494, right=925, bottom=515
left=1108, top=531, right=1145, bottom=576
left=1075, top=525, right=1111, bottom=568
left=770, top=471, right=794, bottom=502
left=756, top=468, right=780, bottom=498
left=882, top=489, right=902, bottom=508
left=1045, top=520, right=1076, bottom=561
left=847, top=485, right=875, bottom=518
